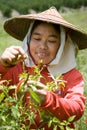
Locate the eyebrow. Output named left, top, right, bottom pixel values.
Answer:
left=32, top=32, right=58, bottom=38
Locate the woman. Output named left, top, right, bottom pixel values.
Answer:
left=0, top=7, right=87, bottom=129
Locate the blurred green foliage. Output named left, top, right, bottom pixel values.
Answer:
left=0, top=0, right=87, bottom=17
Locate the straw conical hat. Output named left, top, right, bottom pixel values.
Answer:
left=4, top=7, right=87, bottom=49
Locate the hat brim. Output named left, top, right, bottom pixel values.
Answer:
left=4, top=7, right=87, bottom=49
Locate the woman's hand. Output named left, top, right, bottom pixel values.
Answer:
left=34, top=87, right=47, bottom=104
left=27, top=80, right=47, bottom=104
left=0, top=46, right=26, bottom=67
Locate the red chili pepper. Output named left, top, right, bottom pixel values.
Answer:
left=17, top=78, right=26, bottom=92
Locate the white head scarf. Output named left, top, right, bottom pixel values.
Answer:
left=22, top=21, right=76, bottom=75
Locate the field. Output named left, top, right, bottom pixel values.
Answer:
left=0, top=8, right=87, bottom=129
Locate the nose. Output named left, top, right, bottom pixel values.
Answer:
left=40, top=40, right=48, bottom=49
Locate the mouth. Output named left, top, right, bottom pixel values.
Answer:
left=37, top=52, right=48, bottom=59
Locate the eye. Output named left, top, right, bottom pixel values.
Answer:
left=48, top=40, right=56, bottom=43
left=48, top=37, right=59, bottom=44
left=31, top=35, right=41, bottom=41
left=34, top=38, right=41, bottom=41
left=48, top=39, right=57, bottom=44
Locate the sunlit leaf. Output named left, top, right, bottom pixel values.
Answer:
left=68, top=115, right=76, bottom=122
left=11, top=106, right=20, bottom=118
left=53, top=125, right=57, bottom=130
left=48, top=119, right=53, bottom=127
left=29, top=88, right=40, bottom=104
left=0, top=93, right=5, bottom=102
left=59, top=125, right=65, bottom=130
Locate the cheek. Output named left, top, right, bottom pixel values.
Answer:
left=29, top=42, right=36, bottom=53
left=30, top=44, right=33, bottom=52
left=50, top=46, right=59, bottom=57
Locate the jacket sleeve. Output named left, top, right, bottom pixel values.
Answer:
left=40, top=69, right=86, bottom=122
left=0, top=61, right=10, bottom=76
left=0, top=61, right=22, bottom=85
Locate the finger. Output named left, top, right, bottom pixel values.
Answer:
left=1, top=51, right=21, bottom=66
left=34, top=89, right=47, bottom=95
left=1, top=46, right=27, bottom=66
left=12, top=46, right=27, bottom=59
left=1, top=51, right=16, bottom=62
left=7, top=46, right=26, bottom=60
left=27, top=80, right=47, bottom=89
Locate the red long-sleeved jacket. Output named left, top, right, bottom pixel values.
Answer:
left=0, top=62, right=85, bottom=129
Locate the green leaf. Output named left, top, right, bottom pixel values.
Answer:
left=66, top=126, right=72, bottom=130
left=53, top=117, right=61, bottom=123
left=11, top=105, right=20, bottom=119
left=0, top=93, right=5, bottom=102
left=68, top=115, right=76, bottom=122
left=29, top=88, right=41, bottom=104
left=60, top=122, right=66, bottom=126
left=53, top=125, right=57, bottom=130
left=48, top=119, right=53, bottom=128
left=8, top=85, right=17, bottom=90
left=1, top=115, right=6, bottom=122
left=59, top=125, right=65, bottom=130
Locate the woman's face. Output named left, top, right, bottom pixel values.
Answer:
left=29, top=22, right=60, bottom=65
